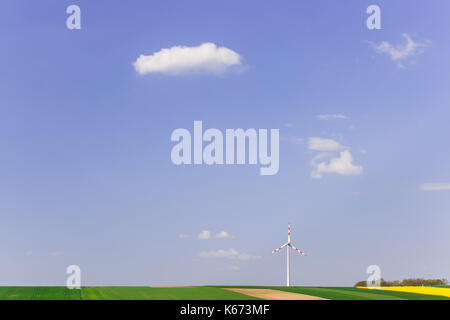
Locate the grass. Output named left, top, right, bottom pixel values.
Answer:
left=0, top=286, right=259, bottom=300
left=1, top=286, right=449, bottom=300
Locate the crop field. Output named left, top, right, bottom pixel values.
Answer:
left=359, top=286, right=450, bottom=298
left=265, top=286, right=450, bottom=300
left=0, top=287, right=260, bottom=300
left=1, top=286, right=450, bottom=300
left=218, top=286, right=450, bottom=300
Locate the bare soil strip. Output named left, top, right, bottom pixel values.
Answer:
left=224, top=288, right=328, bottom=300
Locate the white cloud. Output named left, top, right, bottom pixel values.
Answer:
left=310, top=152, right=333, bottom=164
left=133, top=42, right=242, bottom=75
left=215, top=231, right=232, bottom=239
left=229, top=266, right=240, bottom=271
left=198, top=230, right=211, bottom=240
left=308, top=137, right=346, bottom=152
left=179, top=234, right=192, bottom=239
left=419, top=183, right=450, bottom=191
left=200, top=248, right=238, bottom=258
left=311, top=150, right=363, bottom=179
left=199, top=249, right=260, bottom=261
left=368, top=33, right=428, bottom=68
left=25, top=250, right=33, bottom=256
left=316, top=114, right=348, bottom=120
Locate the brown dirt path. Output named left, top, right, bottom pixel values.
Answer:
left=224, top=288, right=328, bottom=300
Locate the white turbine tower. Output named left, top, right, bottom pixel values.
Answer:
left=271, top=223, right=306, bottom=287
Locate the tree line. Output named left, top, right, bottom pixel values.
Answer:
left=354, top=278, right=448, bottom=287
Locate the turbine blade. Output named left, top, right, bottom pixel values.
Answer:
left=288, top=223, right=291, bottom=243
left=271, top=243, right=288, bottom=254
left=291, top=244, right=306, bottom=256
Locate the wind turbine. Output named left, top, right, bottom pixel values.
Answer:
left=271, top=223, right=306, bottom=287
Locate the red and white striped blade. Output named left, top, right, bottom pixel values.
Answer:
left=291, top=244, right=306, bottom=256
left=271, top=243, right=288, bottom=254
left=288, top=223, right=291, bottom=243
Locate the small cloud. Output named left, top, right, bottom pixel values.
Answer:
left=133, top=42, right=242, bottom=75
left=368, top=33, right=429, bottom=68
left=25, top=250, right=33, bottom=256
left=229, top=266, right=240, bottom=271
left=308, top=137, right=346, bottom=152
left=215, top=231, right=233, bottom=239
left=48, top=251, right=64, bottom=257
left=419, top=183, right=450, bottom=191
left=310, top=152, right=333, bottom=164
left=199, top=249, right=260, bottom=261
left=316, top=114, right=348, bottom=120
left=285, top=123, right=294, bottom=128
left=198, top=230, right=211, bottom=240
left=311, top=150, right=363, bottom=179
left=199, top=248, right=238, bottom=258
left=360, top=148, right=368, bottom=154
left=179, top=234, right=192, bottom=239
left=295, top=137, right=304, bottom=144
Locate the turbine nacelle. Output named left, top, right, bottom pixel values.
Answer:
left=271, top=243, right=306, bottom=256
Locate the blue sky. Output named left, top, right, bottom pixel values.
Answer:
left=1, top=0, right=450, bottom=286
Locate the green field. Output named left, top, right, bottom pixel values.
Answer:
left=0, top=286, right=448, bottom=300
left=218, top=286, right=450, bottom=300
left=0, top=287, right=259, bottom=300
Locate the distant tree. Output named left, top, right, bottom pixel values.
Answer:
left=354, top=278, right=447, bottom=287
left=401, top=278, right=448, bottom=286
left=381, top=279, right=400, bottom=286
left=354, top=280, right=367, bottom=287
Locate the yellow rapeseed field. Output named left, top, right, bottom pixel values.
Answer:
left=357, top=286, right=450, bottom=298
